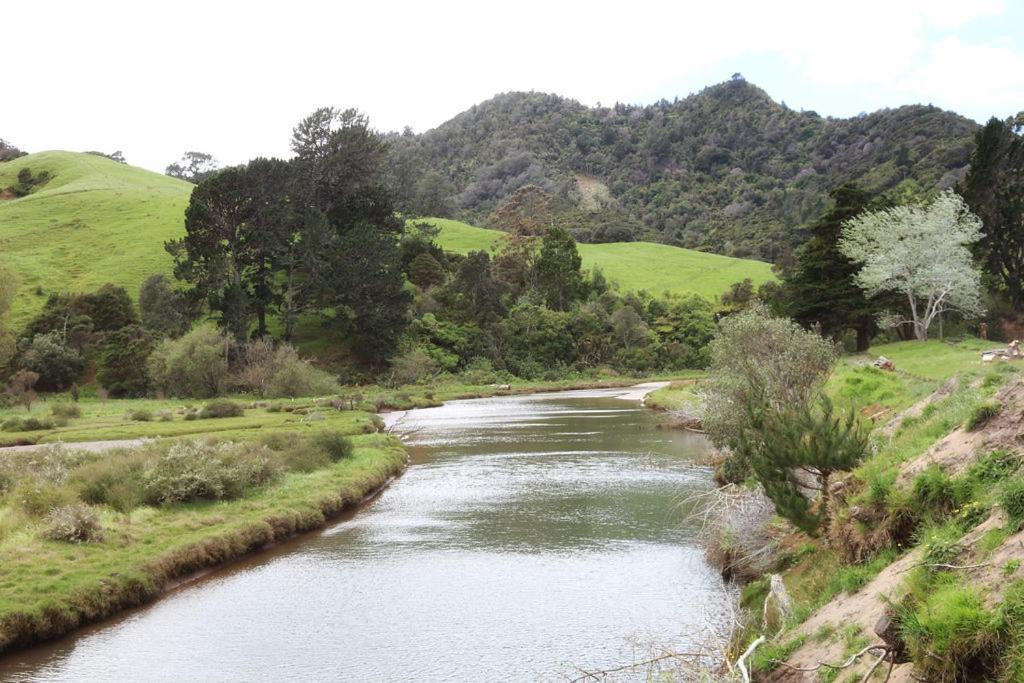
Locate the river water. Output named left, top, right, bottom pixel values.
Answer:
left=0, top=387, right=728, bottom=682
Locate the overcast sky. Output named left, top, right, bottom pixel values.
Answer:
left=5, top=0, right=1023, bottom=173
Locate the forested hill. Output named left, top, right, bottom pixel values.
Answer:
left=388, top=78, right=979, bottom=259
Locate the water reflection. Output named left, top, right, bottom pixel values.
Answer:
left=0, top=387, right=727, bottom=682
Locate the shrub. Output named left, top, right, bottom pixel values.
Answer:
left=49, top=402, right=81, bottom=419
left=199, top=400, right=244, bottom=419
left=233, top=339, right=340, bottom=398
left=1, top=416, right=55, bottom=432
left=72, top=453, right=147, bottom=512
left=702, top=303, right=837, bottom=460
left=3, top=369, right=39, bottom=411
left=41, top=503, right=104, bottom=543
left=1001, top=480, right=1024, bottom=523
left=147, top=323, right=230, bottom=398
left=14, top=481, right=76, bottom=516
left=966, top=400, right=1002, bottom=431
left=142, top=440, right=277, bottom=505
left=388, top=348, right=439, bottom=387
left=128, top=408, right=153, bottom=422
left=312, top=432, right=354, bottom=462
left=18, top=332, right=85, bottom=391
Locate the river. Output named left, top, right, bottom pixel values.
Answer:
left=0, top=386, right=729, bottom=681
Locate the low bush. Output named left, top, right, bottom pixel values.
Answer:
left=127, top=409, right=153, bottom=422
left=142, top=440, right=278, bottom=505
left=312, top=431, right=354, bottom=462
left=1, top=416, right=55, bottom=432
left=13, top=481, right=77, bottom=516
left=199, top=400, right=244, bottom=419
left=71, top=453, right=147, bottom=513
left=966, top=400, right=1002, bottom=431
left=41, top=503, right=104, bottom=543
left=49, top=402, right=81, bottom=419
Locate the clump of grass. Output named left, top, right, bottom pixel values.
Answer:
left=41, top=503, right=104, bottom=543
left=1001, top=480, right=1024, bottom=525
left=198, top=400, right=244, bottom=419
left=968, top=449, right=1020, bottom=483
left=825, top=549, right=898, bottom=596
left=312, top=431, right=354, bottom=461
left=900, top=581, right=1002, bottom=681
left=127, top=408, right=153, bottom=422
left=1004, top=559, right=1020, bottom=577
left=749, top=635, right=807, bottom=673
left=49, top=402, right=81, bottom=419
left=13, top=481, right=77, bottom=516
left=71, top=452, right=148, bottom=513
left=913, top=465, right=971, bottom=517
left=965, top=399, right=1002, bottom=431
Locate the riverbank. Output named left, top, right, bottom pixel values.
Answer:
left=712, top=338, right=1024, bottom=681
left=0, top=377, right=688, bottom=656
left=0, top=434, right=407, bottom=654
left=0, top=374, right=700, bottom=449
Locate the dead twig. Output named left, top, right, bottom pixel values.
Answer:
left=736, top=635, right=765, bottom=682
left=773, top=643, right=889, bottom=673
left=566, top=650, right=707, bottom=682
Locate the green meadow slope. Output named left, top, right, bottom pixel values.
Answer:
left=426, top=218, right=776, bottom=301
left=0, top=151, right=192, bottom=325
left=0, top=151, right=774, bottom=333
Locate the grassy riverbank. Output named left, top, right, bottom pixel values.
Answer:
left=724, top=338, right=1024, bottom=680
left=0, top=374, right=685, bottom=448
left=0, top=433, right=406, bottom=653
left=0, top=373, right=682, bottom=653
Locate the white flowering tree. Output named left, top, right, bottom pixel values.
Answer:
left=839, top=191, right=984, bottom=341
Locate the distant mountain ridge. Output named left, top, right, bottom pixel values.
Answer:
left=388, top=78, right=979, bottom=259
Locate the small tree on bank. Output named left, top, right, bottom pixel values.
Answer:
left=701, top=304, right=837, bottom=483
left=737, top=394, right=867, bottom=535
left=839, top=191, right=984, bottom=340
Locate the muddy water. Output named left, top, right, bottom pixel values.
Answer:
left=0, top=387, right=728, bottom=682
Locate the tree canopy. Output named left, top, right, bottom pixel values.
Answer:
left=839, top=191, right=984, bottom=340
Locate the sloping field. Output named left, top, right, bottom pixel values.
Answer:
left=426, top=217, right=776, bottom=301
left=0, top=151, right=193, bottom=324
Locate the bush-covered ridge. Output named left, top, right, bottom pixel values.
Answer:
left=389, top=79, right=977, bottom=258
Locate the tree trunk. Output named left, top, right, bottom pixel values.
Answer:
left=855, top=322, right=870, bottom=352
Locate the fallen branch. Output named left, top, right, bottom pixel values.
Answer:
left=737, top=635, right=765, bottom=682
left=773, top=643, right=889, bottom=673
left=567, top=650, right=707, bottom=682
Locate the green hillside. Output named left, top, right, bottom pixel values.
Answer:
left=0, top=151, right=192, bottom=324
left=426, top=217, right=776, bottom=301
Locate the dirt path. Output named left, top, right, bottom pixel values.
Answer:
left=0, top=439, right=150, bottom=455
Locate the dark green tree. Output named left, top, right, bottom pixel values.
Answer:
left=785, top=185, right=880, bottom=351
left=96, top=325, right=157, bottom=397
left=738, top=394, right=867, bottom=535
left=18, top=332, right=85, bottom=391
left=168, top=167, right=252, bottom=342
left=532, top=226, right=583, bottom=311
left=960, top=116, right=1024, bottom=311
left=443, top=251, right=506, bottom=324
left=139, top=274, right=190, bottom=337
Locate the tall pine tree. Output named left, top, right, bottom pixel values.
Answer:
left=960, top=116, right=1024, bottom=312
left=785, top=184, right=880, bottom=351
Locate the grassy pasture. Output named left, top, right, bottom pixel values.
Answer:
left=424, top=217, right=777, bottom=302
left=0, top=151, right=192, bottom=325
